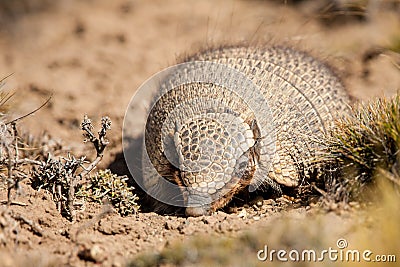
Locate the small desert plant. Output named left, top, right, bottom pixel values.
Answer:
left=30, top=115, right=112, bottom=220
left=323, top=93, right=400, bottom=202
left=77, top=169, right=139, bottom=216
left=1, top=75, right=132, bottom=222
left=31, top=154, right=87, bottom=214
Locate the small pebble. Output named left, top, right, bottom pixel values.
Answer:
left=164, top=221, right=172, bottom=230
left=264, top=199, right=276, bottom=205
left=237, top=209, right=247, bottom=219
left=112, top=261, right=123, bottom=267
left=349, top=201, right=360, bottom=208
left=250, top=196, right=264, bottom=207
left=78, top=245, right=106, bottom=263
left=328, top=202, right=338, bottom=211
left=228, top=207, right=238, bottom=213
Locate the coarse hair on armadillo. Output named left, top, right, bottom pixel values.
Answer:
left=144, top=43, right=351, bottom=216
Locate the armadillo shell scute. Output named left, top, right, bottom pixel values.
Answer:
left=144, top=45, right=350, bottom=215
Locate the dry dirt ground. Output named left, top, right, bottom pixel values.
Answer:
left=0, top=0, right=400, bottom=266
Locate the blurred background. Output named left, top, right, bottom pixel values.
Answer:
left=0, top=0, right=399, bottom=166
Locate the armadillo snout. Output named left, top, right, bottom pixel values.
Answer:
left=185, top=206, right=210, bottom=217
left=184, top=190, right=212, bottom=216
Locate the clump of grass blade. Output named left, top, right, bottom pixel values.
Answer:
left=324, top=93, right=400, bottom=201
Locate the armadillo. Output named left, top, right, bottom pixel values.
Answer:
left=142, top=45, right=350, bottom=216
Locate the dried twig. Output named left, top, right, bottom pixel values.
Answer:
left=379, top=168, right=400, bottom=187
left=311, top=183, right=328, bottom=197
left=13, top=214, right=44, bottom=237
left=5, top=95, right=52, bottom=125
left=0, top=82, right=52, bottom=205
left=0, top=200, right=27, bottom=206
left=73, top=202, right=114, bottom=243
left=67, top=115, right=111, bottom=221
left=5, top=123, right=28, bottom=205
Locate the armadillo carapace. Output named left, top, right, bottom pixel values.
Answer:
left=144, top=45, right=350, bottom=216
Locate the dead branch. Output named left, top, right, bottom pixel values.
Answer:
left=12, top=214, right=44, bottom=237
left=5, top=95, right=52, bottom=125
left=66, top=115, right=111, bottom=221
left=72, top=202, right=114, bottom=243
left=2, top=113, right=112, bottom=221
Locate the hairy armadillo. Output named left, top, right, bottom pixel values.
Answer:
left=143, top=45, right=350, bottom=216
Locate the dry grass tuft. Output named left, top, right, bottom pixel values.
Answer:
left=322, top=93, right=400, bottom=202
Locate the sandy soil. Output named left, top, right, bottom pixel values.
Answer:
left=0, top=0, right=399, bottom=266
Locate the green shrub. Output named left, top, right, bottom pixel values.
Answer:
left=77, top=169, right=140, bottom=216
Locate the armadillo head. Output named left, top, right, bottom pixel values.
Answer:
left=173, top=113, right=257, bottom=216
